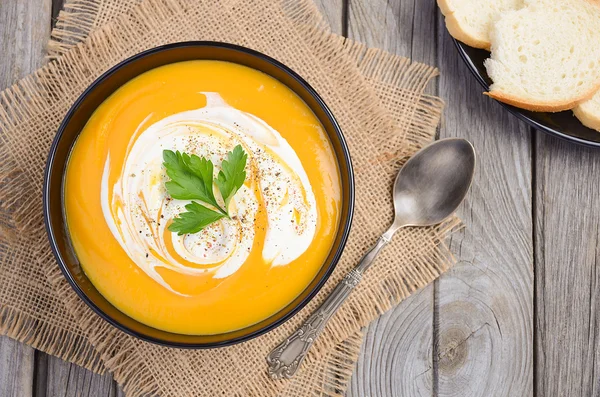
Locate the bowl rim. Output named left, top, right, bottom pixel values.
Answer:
left=43, top=41, right=355, bottom=348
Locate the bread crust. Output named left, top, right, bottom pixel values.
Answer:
left=446, top=15, right=492, bottom=50
left=573, top=104, right=600, bottom=131
left=486, top=80, right=600, bottom=112
left=437, top=0, right=492, bottom=50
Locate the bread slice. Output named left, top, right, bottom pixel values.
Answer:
left=574, top=90, right=600, bottom=131
left=484, top=0, right=600, bottom=112
left=438, top=0, right=523, bottom=50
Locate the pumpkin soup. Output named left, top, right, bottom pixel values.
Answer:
left=64, top=60, right=341, bottom=335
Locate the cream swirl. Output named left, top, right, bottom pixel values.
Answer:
left=101, top=93, right=317, bottom=296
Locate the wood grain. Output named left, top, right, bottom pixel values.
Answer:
left=313, top=0, right=344, bottom=34
left=436, top=11, right=534, bottom=397
left=0, top=338, right=35, bottom=397
left=348, top=0, right=437, bottom=67
left=535, top=133, right=600, bottom=396
left=0, top=0, right=51, bottom=88
left=0, top=0, right=51, bottom=394
left=41, top=354, right=117, bottom=397
left=34, top=351, right=119, bottom=397
left=345, top=1, right=439, bottom=396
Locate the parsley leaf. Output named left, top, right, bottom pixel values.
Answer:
left=162, top=145, right=248, bottom=235
left=163, top=150, right=226, bottom=215
left=215, top=145, right=248, bottom=209
left=168, top=201, right=226, bottom=236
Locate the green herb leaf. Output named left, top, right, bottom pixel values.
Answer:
left=162, top=150, right=226, bottom=215
left=168, top=201, right=226, bottom=236
left=215, top=144, right=248, bottom=209
left=163, top=146, right=248, bottom=235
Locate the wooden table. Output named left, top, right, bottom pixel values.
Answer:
left=1, top=0, right=598, bottom=396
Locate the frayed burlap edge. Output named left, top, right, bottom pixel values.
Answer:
left=0, top=304, right=106, bottom=373
left=49, top=0, right=105, bottom=58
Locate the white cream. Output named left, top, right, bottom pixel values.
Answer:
left=101, top=93, right=317, bottom=296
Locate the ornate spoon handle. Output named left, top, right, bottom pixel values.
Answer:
left=266, top=235, right=390, bottom=379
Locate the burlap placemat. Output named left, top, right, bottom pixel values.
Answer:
left=0, top=0, right=459, bottom=395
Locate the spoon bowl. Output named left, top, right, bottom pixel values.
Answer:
left=392, top=138, right=476, bottom=228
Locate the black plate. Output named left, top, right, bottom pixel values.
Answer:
left=454, top=39, right=600, bottom=148
left=43, top=42, right=355, bottom=348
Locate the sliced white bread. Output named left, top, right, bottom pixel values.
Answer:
left=574, top=91, right=600, bottom=131
left=484, top=0, right=600, bottom=112
left=437, top=0, right=523, bottom=50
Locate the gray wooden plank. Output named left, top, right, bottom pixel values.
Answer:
left=349, top=288, right=436, bottom=397
left=436, top=9, right=534, bottom=397
left=535, top=133, right=600, bottom=397
left=348, top=0, right=437, bottom=67
left=313, top=0, right=344, bottom=34
left=34, top=353, right=48, bottom=397
left=43, top=356, right=116, bottom=397
left=0, top=338, right=35, bottom=397
left=345, top=1, right=439, bottom=395
left=0, top=0, right=51, bottom=88
left=0, top=0, right=51, bottom=394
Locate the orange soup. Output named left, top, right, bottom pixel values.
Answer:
left=64, top=60, right=341, bottom=335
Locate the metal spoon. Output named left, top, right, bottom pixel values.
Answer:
left=266, top=138, right=476, bottom=379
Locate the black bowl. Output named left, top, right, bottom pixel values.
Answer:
left=43, top=42, right=354, bottom=348
left=454, top=39, right=600, bottom=148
